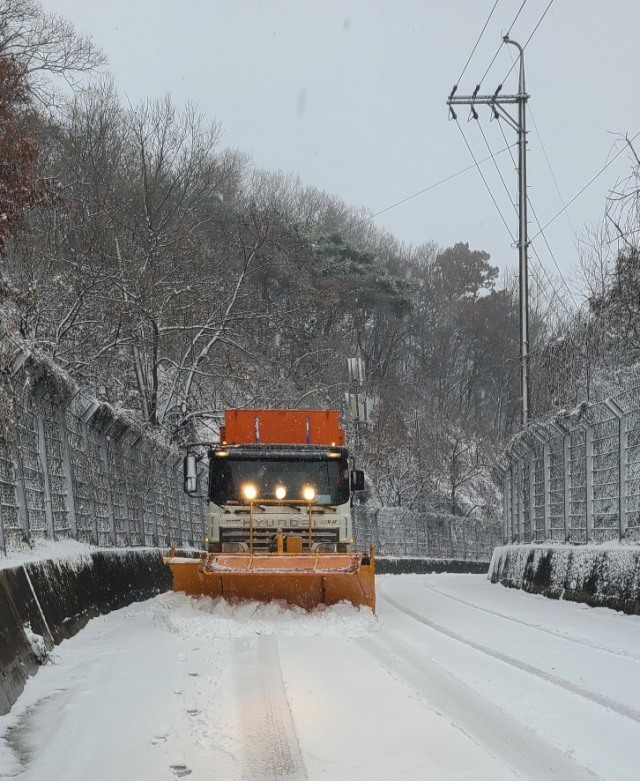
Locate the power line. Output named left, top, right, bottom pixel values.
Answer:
left=458, top=124, right=573, bottom=350
left=455, top=118, right=515, bottom=242
left=486, top=62, right=632, bottom=304
left=527, top=259, right=568, bottom=321
left=506, top=0, right=528, bottom=36
left=456, top=0, right=500, bottom=86
left=371, top=142, right=516, bottom=218
left=478, top=0, right=527, bottom=86
left=477, top=116, right=577, bottom=311
left=477, top=120, right=517, bottom=216
left=527, top=197, right=580, bottom=307
left=502, top=0, right=554, bottom=84
left=529, top=238, right=577, bottom=315
left=529, top=131, right=640, bottom=241
left=503, top=41, right=580, bottom=246
left=491, top=106, right=579, bottom=307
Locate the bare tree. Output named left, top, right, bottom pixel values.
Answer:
left=0, top=0, right=105, bottom=103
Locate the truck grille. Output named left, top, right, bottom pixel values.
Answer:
left=220, top=527, right=339, bottom=552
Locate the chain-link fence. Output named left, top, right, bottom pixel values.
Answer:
left=354, top=506, right=500, bottom=561
left=0, top=351, right=206, bottom=555
left=499, top=386, right=640, bottom=545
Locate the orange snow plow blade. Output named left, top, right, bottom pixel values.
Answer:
left=165, top=549, right=376, bottom=612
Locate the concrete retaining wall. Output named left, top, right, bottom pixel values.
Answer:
left=376, top=557, right=489, bottom=575
left=0, top=550, right=172, bottom=716
left=489, top=545, right=640, bottom=614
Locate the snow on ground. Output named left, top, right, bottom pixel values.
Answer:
left=2, top=574, right=640, bottom=780
left=149, top=592, right=378, bottom=639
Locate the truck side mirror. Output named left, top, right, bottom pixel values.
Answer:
left=350, top=469, right=365, bottom=492
left=184, top=454, right=198, bottom=494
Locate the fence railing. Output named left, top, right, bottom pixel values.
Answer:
left=499, top=386, right=640, bottom=545
left=354, top=506, right=500, bottom=560
left=0, top=351, right=207, bottom=554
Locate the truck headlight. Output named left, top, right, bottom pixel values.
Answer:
left=303, top=486, right=316, bottom=501
left=275, top=485, right=287, bottom=500
left=242, top=484, right=258, bottom=501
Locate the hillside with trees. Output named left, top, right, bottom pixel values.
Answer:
left=0, top=0, right=605, bottom=521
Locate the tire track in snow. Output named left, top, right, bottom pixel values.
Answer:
left=422, top=578, right=640, bottom=662
left=357, top=630, right=599, bottom=781
left=380, top=591, right=640, bottom=725
left=234, top=635, right=307, bottom=780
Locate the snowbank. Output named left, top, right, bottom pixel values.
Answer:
left=148, top=592, right=377, bottom=639
left=489, top=544, right=640, bottom=614
left=0, top=538, right=95, bottom=571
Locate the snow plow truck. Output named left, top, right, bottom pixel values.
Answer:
left=165, top=409, right=375, bottom=611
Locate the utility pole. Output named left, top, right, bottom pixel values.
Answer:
left=447, top=36, right=530, bottom=426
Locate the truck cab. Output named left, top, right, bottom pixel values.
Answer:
left=206, top=443, right=355, bottom=553
left=185, top=409, right=364, bottom=554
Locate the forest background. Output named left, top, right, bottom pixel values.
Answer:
left=1, top=0, right=640, bottom=523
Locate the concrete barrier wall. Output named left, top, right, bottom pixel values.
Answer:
left=0, top=549, right=172, bottom=716
left=376, top=557, right=489, bottom=575
left=489, top=545, right=640, bottom=614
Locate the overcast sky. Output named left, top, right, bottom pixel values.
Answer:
left=39, top=0, right=640, bottom=304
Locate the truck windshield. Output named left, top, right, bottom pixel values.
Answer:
left=209, top=457, right=349, bottom=505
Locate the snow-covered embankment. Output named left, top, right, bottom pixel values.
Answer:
left=489, top=544, right=640, bottom=613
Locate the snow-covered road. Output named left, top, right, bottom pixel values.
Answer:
left=2, top=573, right=640, bottom=780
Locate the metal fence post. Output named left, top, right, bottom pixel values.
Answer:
left=163, top=456, right=173, bottom=545
left=517, top=452, right=526, bottom=543
left=33, top=389, right=55, bottom=541
left=56, top=405, right=78, bottom=539
left=563, top=430, right=571, bottom=543
left=8, top=356, right=30, bottom=544
left=528, top=444, right=536, bottom=543
left=150, top=461, right=159, bottom=546
left=584, top=421, right=594, bottom=543
left=499, top=466, right=509, bottom=544
left=146, top=484, right=157, bottom=546
left=507, top=466, right=514, bottom=543
left=11, top=443, right=30, bottom=543
left=129, top=436, right=144, bottom=545
left=80, top=401, right=100, bottom=545
left=543, top=436, right=551, bottom=542
left=620, top=412, right=628, bottom=541
left=115, top=433, right=132, bottom=547
left=604, top=399, right=626, bottom=542
left=98, top=421, right=116, bottom=546
left=0, top=474, right=5, bottom=554
left=510, top=465, right=517, bottom=543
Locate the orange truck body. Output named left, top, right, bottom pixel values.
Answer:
left=220, top=409, right=345, bottom=447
